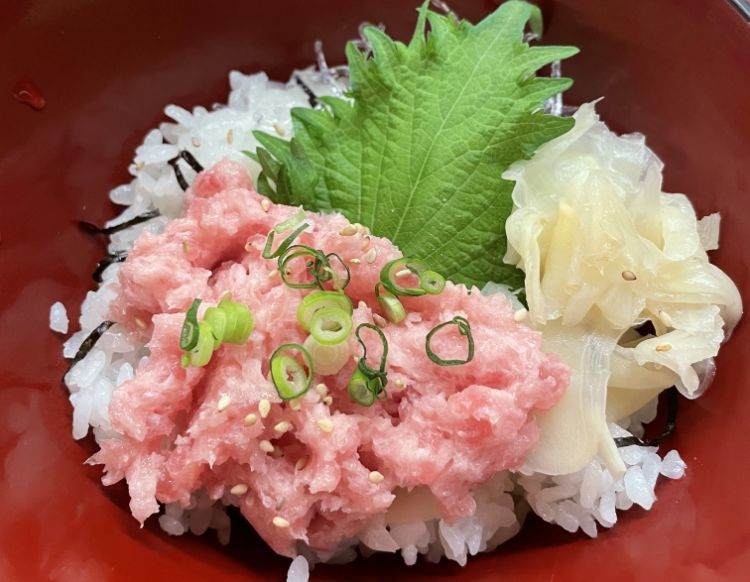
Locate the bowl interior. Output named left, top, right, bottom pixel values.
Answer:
left=1, top=1, right=749, bottom=579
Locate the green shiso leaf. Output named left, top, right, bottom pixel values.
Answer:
left=255, top=0, right=578, bottom=289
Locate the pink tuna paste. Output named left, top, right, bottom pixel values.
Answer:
left=93, top=159, right=568, bottom=557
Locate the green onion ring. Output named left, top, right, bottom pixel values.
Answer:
left=297, top=291, right=353, bottom=332
left=348, top=367, right=377, bottom=406
left=309, top=307, right=353, bottom=346
left=179, top=298, right=202, bottom=350
left=425, top=316, right=475, bottom=366
left=420, top=270, right=446, bottom=295
left=278, top=245, right=326, bottom=289
left=270, top=343, right=314, bottom=400
left=375, top=283, right=406, bottom=324
left=262, top=222, right=309, bottom=260
left=186, top=321, right=215, bottom=367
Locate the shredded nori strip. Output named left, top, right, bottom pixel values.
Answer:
left=79, top=209, right=160, bottom=236
left=69, top=321, right=114, bottom=365
left=614, top=388, right=678, bottom=447
left=294, top=75, right=319, bottom=108
left=92, top=251, right=128, bottom=282
left=168, top=150, right=205, bottom=191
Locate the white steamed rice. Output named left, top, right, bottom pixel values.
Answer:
left=53, top=60, right=686, bottom=581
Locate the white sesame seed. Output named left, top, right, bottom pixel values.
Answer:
left=350, top=258, right=361, bottom=265
left=621, top=270, right=637, bottom=281
left=134, top=317, right=147, bottom=329
left=361, top=236, right=371, bottom=251
left=230, top=484, right=248, bottom=495
left=513, top=309, right=527, bottom=322
left=322, top=396, right=333, bottom=406
left=273, top=122, right=286, bottom=137
left=655, top=343, right=672, bottom=352
left=226, top=128, right=234, bottom=144
left=244, top=413, right=258, bottom=426
left=315, top=384, right=328, bottom=396
left=289, top=399, right=301, bottom=411
left=295, top=456, right=309, bottom=471
left=658, top=310, right=673, bottom=327
left=339, top=225, right=357, bottom=236
left=258, top=399, right=271, bottom=418
left=272, top=516, right=290, bottom=528
left=364, top=248, right=377, bottom=264
left=259, top=440, right=274, bottom=453
left=274, top=421, right=292, bottom=434
left=191, top=137, right=201, bottom=148
left=372, top=314, right=388, bottom=327
left=395, top=269, right=411, bottom=278
left=368, top=471, right=385, bottom=484
left=217, top=394, right=231, bottom=411
left=267, top=269, right=278, bottom=279
left=261, top=199, right=271, bottom=212
left=317, top=418, right=334, bottom=433
left=392, top=379, right=405, bottom=391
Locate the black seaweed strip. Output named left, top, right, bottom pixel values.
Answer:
left=179, top=150, right=204, bottom=173
left=79, top=209, right=160, bottom=236
left=294, top=75, right=319, bottom=108
left=92, top=251, right=128, bottom=282
left=69, top=321, right=114, bottom=365
left=168, top=156, right=190, bottom=191
left=614, top=388, right=678, bottom=448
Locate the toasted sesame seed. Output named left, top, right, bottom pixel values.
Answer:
left=361, top=236, right=371, bottom=251
left=658, top=310, right=673, bottom=327
left=134, top=317, right=147, bottom=329
left=135, top=161, right=145, bottom=171
left=226, top=128, right=234, bottom=144
left=191, top=137, right=201, bottom=148
left=261, top=199, right=271, bottom=212
left=268, top=269, right=278, bottom=279
left=317, top=418, right=334, bottom=433
left=368, top=471, right=385, bottom=484
left=274, top=421, right=292, bottom=434
left=230, top=484, right=248, bottom=495
left=289, top=399, right=301, bottom=411
left=259, top=440, right=274, bottom=453
left=364, top=248, right=378, bottom=264
left=513, top=309, right=527, bottom=322
left=621, top=270, right=637, bottom=281
left=322, top=396, right=333, bottom=406
left=273, top=122, right=286, bottom=137
left=350, top=258, right=361, bottom=265
left=395, top=269, right=411, bottom=278
left=244, top=413, right=258, bottom=426
left=315, top=383, right=328, bottom=396
left=655, top=343, right=672, bottom=352
left=217, top=394, right=231, bottom=411
left=272, top=516, right=290, bottom=528
left=244, top=239, right=253, bottom=252
left=339, top=225, right=357, bottom=236
left=392, top=379, right=405, bottom=392
left=295, top=456, right=309, bottom=471
left=258, top=399, right=271, bottom=418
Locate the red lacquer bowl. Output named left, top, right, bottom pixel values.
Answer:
left=1, top=1, right=749, bottom=580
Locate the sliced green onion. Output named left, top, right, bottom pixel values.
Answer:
left=309, top=307, right=352, bottom=346
left=179, top=299, right=202, bottom=350
left=375, top=283, right=406, bottom=324
left=274, top=209, right=306, bottom=233
left=348, top=367, right=376, bottom=406
left=420, top=270, right=446, bottom=295
left=297, top=291, right=353, bottom=332
left=380, top=258, right=427, bottom=296
left=203, top=306, right=227, bottom=347
left=347, top=323, right=389, bottom=406
left=262, top=222, right=308, bottom=260
left=218, top=299, right=254, bottom=344
left=270, top=343, right=314, bottom=400
left=185, top=321, right=215, bottom=367
left=303, top=334, right=351, bottom=375
left=317, top=253, right=351, bottom=291
left=425, top=316, right=475, bottom=366
left=279, top=245, right=326, bottom=289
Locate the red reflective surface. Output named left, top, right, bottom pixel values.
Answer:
left=1, top=1, right=749, bottom=580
